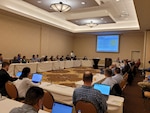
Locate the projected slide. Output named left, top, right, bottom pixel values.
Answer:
left=96, top=35, right=119, bottom=52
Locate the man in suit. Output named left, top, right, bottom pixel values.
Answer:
left=0, top=62, right=18, bottom=96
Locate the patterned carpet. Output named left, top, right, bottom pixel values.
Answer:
left=42, top=67, right=100, bottom=87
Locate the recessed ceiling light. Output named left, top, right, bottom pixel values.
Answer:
left=81, top=1, right=86, bottom=5
left=37, top=0, right=42, bottom=3
left=116, top=0, right=120, bottom=2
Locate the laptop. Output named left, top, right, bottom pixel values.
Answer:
left=32, top=73, right=43, bottom=83
left=93, top=84, right=111, bottom=99
left=51, top=102, right=73, bottom=113
left=16, top=72, right=22, bottom=77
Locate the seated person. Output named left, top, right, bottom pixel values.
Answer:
left=73, top=71, right=107, bottom=113
left=101, top=68, right=117, bottom=89
left=112, top=67, right=123, bottom=84
left=138, top=76, right=150, bottom=98
left=36, top=54, right=41, bottom=62
left=142, top=61, right=150, bottom=76
left=109, top=64, right=116, bottom=75
left=0, top=53, right=3, bottom=64
left=31, top=55, right=36, bottom=62
left=83, top=56, right=88, bottom=60
left=122, top=60, right=130, bottom=75
left=43, top=56, right=48, bottom=61
left=11, top=56, right=20, bottom=63
left=66, top=55, right=71, bottom=60
left=22, top=56, right=27, bottom=63
left=13, top=67, right=38, bottom=98
left=60, top=56, right=64, bottom=61
left=73, top=56, right=77, bottom=60
left=0, top=62, right=18, bottom=96
left=50, top=56, right=55, bottom=61
left=10, top=86, right=44, bottom=113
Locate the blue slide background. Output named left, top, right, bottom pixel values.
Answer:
left=97, top=35, right=119, bottom=52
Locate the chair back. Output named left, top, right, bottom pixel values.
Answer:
left=43, top=91, right=54, bottom=109
left=5, top=81, right=18, bottom=99
left=75, top=100, right=97, bottom=113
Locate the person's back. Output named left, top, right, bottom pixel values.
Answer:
left=13, top=67, right=37, bottom=98
left=10, top=86, right=44, bottom=113
left=73, top=71, right=107, bottom=113
left=101, top=68, right=117, bottom=89
left=112, top=67, right=123, bottom=84
left=0, top=62, right=17, bottom=96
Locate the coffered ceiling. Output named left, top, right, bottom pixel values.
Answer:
left=0, top=0, right=141, bottom=33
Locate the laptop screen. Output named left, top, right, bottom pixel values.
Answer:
left=51, top=102, right=73, bottom=113
left=93, top=84, right=111, bottom=96
left=16, top=72, right=22, bottom=77
left=32, top=73, right=43, bottom=83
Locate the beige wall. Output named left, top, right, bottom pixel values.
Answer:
left=73, top=32, right=144, bottom=62
left=143, top=31, right=150, bottom=68
left=0, top=12, right=73, bottom=59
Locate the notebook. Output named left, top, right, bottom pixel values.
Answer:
left=51, top=102, right=73, bottom=113
left=16, top=72, right=22, bottom=77
left=93, top=84, right=111, bottom=96
left=32, top=73, right=43, bottom=83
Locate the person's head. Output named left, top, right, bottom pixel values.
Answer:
left=37, top=54, right=39, bottom=57
left=19, top=67, right=31, bottom=79
left=114, top=67, right=121, bottom=74
left=149, top=61, right=150, bottom=64
left=22, top=56, right=26, bottom=59
left=2, top=62, right=10, bottom=71
left=17, top=54, right=21, bottom=58
left=13, top=56, right=17, bottom=60
left=24, top=86, right=44, bottom=111
left=104, top=68, right=112, bottom=77
left=83, top=71, right=93, bottom=86
left=32, top=55, right=35, bottom=58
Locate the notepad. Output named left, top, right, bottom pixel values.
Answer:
left=51, top=102, right=73, bottom=113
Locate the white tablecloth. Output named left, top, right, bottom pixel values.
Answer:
left=39, top=82, right=124, bottom=113
left=37, top=61, right=53, bottom=72
left=75, top=73, right=105, bottom=88
left=14, top=63, right=37, bottom=74
left=59, top=61, right=65, bottom=69
left=73, top=60, right=81, bottom=67
left=0, top=97, right=48, bottom=113
left=52, top=61, right=60, bottom=70
left=40, top=82, right=74, bottom=105
left=64, top=60, right=74, bottom=69
left=81, top=60, right=93, bottom=67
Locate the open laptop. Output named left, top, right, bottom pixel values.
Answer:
left=51, top=102, right=73, bottom=113
left=93, top=84, right=111, bottom=99
left=16, top=71, right=22, bottom=77
left=32, top=73, right=43, bottom=83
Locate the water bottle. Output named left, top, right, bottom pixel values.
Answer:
left=78, top=110, right=81, bottom=113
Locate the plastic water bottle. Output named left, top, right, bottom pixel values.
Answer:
left=78, top=110, right=81, bottom=113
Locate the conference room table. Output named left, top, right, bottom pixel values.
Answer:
left=81, top=60, right=93, bottom=67
left=0, top=97, right=48, bottom=113
left=39, top=82, right=124, bottom=113
left=75, top=73, right=106, bottom=88
left=37, top=61, right=53, bottom=72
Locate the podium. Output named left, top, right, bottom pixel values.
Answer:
left=93, top=59, right=100, bottom=69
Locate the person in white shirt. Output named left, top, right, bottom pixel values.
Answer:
left=13, top=67, right=37, bottom=98
left=112, top=67, right=123, bottom=84
left=70, top=51, right=75, bottom=59
left=101, top=68, right=117, bottom=89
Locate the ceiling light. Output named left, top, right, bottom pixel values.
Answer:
left=116, top=0, right=120, bottom=2
left=50, top=2, right=71, bottom=12
left=86, top=21, right=98, bottom=28
left=37, top=0, right=42, bottom=3
left=81, top=2, right=86, bottom=5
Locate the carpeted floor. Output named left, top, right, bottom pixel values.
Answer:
left=123, top=73, right=150, bottom=113
left=42, top=67, right=100, bottom=87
